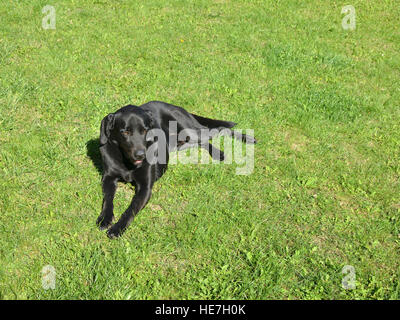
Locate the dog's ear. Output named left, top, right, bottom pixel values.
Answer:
left=99, top=113, right=115, bottom=146
left=144, top=110, right=154, bottom=128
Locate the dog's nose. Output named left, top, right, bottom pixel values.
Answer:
left=134, top=149, right=145, bottom=159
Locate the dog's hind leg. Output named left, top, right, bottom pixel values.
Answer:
left=201, top=143, right=225, bottom=161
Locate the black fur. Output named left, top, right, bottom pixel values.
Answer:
left=97, top=101, right=256, bottom=238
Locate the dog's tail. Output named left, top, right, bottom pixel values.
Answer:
left=191, top=113, right=236, bottom=129
left=191, top=113, right=257, bottom=145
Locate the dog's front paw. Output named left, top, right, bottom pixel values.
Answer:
left=107, top=224, right=124, bottom=239
left=96, top=214, right=114, bottom=231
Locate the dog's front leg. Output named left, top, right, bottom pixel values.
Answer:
left=107, top=179, right=153, bottom=239
left=96, top=175, right=118, bottom=230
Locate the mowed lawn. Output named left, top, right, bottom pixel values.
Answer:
left=0, top=0, right=399, bottom=299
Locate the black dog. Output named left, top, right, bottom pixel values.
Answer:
left=97, top=101, right=256, bottom=238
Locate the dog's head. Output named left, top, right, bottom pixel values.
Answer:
left=100, top=105, right=154, bottom=166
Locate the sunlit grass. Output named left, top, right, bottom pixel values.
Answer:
left=0, top=0, right=399, bottom=299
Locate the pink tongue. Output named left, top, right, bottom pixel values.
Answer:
left=134, top=160, right=142, bottom=165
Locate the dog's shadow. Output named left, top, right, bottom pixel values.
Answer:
left=86, top=138, right=103, bottom=176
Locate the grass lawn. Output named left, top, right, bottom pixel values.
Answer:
left=0, top=0, right=399, bottom=299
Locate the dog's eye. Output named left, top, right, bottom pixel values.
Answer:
left=122, top=131, right=130, bottom=136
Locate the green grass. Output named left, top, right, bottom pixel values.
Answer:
left=0, top=0, right=399, bottom=299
